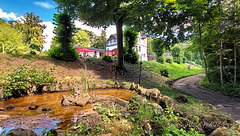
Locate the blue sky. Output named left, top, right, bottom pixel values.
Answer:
left=0, top=0, right=57, bottom=22
left=0, top=0, right=116, bottom=50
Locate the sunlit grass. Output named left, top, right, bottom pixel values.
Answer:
left=142, top=61, right=204, bottom=79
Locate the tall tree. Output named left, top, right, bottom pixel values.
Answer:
left=74, top=30, right=90, bottom=47
left=54, top=0, right=159, bottom=72
left=11, top=12, right=46, bottom=53
left=0, top=19, right=24, bottom=54
left=92, top=30, right=107, bottom=49
left=49, top=12, right=78, bottom=61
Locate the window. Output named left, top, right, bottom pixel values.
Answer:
left=139, top=46, right=141, bottom=52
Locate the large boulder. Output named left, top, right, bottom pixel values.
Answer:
left=209, top=127, right=233, bottom=136
left=115, top=97, right=128, bottom=108
left=61, top=95, right=76, bottom=106
left=146, top=88, right=161, bottom=99
left=147, top=103, right=163, bottom=115
left=76, top=111, right=101, bottom=127
left=6, top=128, right=37, bottom=136
left=177, top=117, right=204, bottom=134
left=76, top=94, right=91, bottom=107
left=159, top=96, right=175, bottom=109
left=174, top=95, right=188, bottom=103
left=200, top=114, right=231, bottom=135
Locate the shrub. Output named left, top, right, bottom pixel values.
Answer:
left=49, top=46, right=78, bottom=61
left=124, top=50, right=139, bottom=64
left=165, top=57, right=173, bottom=64
left=176, top=55, right=183, bottom=64
left=102, top=54, right=113, bottom=62
left=2, top=64, right=56, bottom=99
left=160, top=69, right=169, bottom=77
left=183, top=57, right=186, bottom=63
left=157, top=56, right=164, bottom=64
left=123, top=27, right=139, bottom=64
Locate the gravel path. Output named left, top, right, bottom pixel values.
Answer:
left=172, top=74, right=240, bottom=120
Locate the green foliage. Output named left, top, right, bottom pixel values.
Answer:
left=124, top=27, right=139, bottom=64
left=165, top=57, right=173, bottom=64
left=157, top=56, right=165, bottom=64
left=102, top=54, right=112, bottom=62
left=147, top=37, right=154, bottom=55
left=49, top=46, right=79, bottom=61
left=2, top=64, right=56, bottom=99
left=124, top=50, right=139, bottom=64
left=91, top=30, right=107, bottom=49
left=152, top=38, right=165, bottom=57
left=50, top=13, right=78, bottom=61
left=184, top=51, right=192, bottom=61
left=160, top=69, right=169, bottom=77
left=73, top=30, right=90, bottom=47
left=141, top=61, right=204, bottom=79
left=183, top=57, right=186, bottom=63
left=0, top=19, right=24, bottom=54
left=200, top=77, right=240, bottom=98
left=171, top=46, right=181, bottom=61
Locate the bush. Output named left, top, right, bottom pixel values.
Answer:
left=123, top=27, right=139, bottom=64
left=2, top=65, right=56, bottom=99
left=183, top=57, right=186, bottom=63
left=49, top=46, right=78, bottom=61
left=165, top=57, right=173, bottom=64
left=102, top=54, right=113, bottom=62
left=160, top=69, right=169, bottom=77
left=200, top=77, right=240, bottom=98
left=157, top=56, right=164, bottom=64
left=176, top=55, right=183, bottom=64
left=124, top=50, right=139, bottom=64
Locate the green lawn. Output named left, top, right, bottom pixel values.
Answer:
left=142, top=61, right=204, bottom=79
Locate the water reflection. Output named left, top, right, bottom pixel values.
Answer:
left=0, top=89, right=135, bottom=134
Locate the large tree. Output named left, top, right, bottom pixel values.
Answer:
left=54, top=0, right=158, bottom=72
left=92, top=30, right=107, bottom=49
left=11, top=12, right=46, bottom=53
left=0, top=19, right=24, bottom=54
left=74, top=30, right=90, bottom=47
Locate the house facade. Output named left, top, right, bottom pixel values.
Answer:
left=105, top=33, right=148, bottom=61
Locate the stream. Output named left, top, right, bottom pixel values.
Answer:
left=0, top=89, right=135, bottom=135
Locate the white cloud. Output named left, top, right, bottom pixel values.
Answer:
left=0, top=8, right=21, bottom=21
left=42, top=21, right=55, bottom=50
left=34, top=2, right=54, bottom=9
left=106, top=25, right=116, bottom=38
left=74, top=20, right=103, bottom=36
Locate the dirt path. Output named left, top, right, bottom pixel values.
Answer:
left=172, top=74, right=240, bottom=120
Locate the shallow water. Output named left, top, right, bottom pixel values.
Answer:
left=0, top=89, right=135, bottom=135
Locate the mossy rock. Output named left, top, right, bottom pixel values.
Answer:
left=209, top=127, right=235, bottom=136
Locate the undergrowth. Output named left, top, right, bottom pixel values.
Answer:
left=200, top=77, right=240, bottom=98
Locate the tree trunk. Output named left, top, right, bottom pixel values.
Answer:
left=2, top=43, right=4, bottom=53
left=220, top=38, right=223, bottom=84
left=116, top=20, right=124, bottom=73
left=234, top=40, right=237, bottom=83
left=199, top=22, right=209, bottom=82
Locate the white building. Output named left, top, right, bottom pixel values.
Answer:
left=105, top=33, right=148, bottom=61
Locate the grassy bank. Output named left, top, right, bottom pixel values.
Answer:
left=0, top=53, right=236, bottom=136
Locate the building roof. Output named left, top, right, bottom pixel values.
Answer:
left=110, top=34, right=117, bottom=39
left=73, top=46, right=105, bottom=52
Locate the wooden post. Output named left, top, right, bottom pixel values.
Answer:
left=2, top=43, right=4, bottom=53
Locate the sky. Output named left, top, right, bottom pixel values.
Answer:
left=0, top=0, right=116, bottom=50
